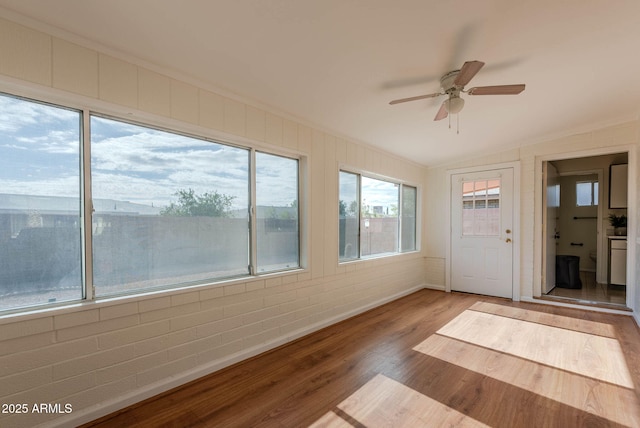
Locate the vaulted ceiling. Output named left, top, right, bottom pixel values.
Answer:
left=1, top=0, right=639, bottom=166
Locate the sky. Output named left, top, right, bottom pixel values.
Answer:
left=0, top=93, right=298, bottom=213
left=0, top=92, right=402, bottom=216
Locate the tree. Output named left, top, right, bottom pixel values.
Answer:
left=339, top=200, right=347, bottom=217
left=160, top=188, right=235, bottom=217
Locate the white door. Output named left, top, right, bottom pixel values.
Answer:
left=451, top=168, right=514, bottom=298
left=542, top=162, right=559, bottom=293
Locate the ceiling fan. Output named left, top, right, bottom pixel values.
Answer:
left=389, top=60, right=525, bottom=122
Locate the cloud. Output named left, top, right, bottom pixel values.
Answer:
left=0, top=95, right=299, bottom=210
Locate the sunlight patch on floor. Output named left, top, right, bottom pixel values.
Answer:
left=468, top=301, right=617, bottom=338
left=310, top=411, right=353, bottom=428
left=414, top=333, right=640, bottom=427
left=434, top=309, right=633, bottom=388
left=310, top=374, right=488, bottom=428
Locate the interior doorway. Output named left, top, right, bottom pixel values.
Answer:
left=542, top=152, right=628, bottom=307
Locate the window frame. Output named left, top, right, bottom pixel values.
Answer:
left=338, top=167, right=419, bottom=263
left=0, top=90, right=306, bottom=314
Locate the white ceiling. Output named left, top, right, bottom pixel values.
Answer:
left=1, top=0, right=640, bottom=166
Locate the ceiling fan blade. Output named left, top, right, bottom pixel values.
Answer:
left=434, top=101, right=448, bottom=121
left=454, top=60, right=485, bottom=87
left=467, top=84, right=525, bottom=95
left=389, top=92, right=441, bottom=105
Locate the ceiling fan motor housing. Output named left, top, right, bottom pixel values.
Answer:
left=440, top=70, right=461, bottom=93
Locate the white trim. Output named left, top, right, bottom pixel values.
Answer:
left=337, top=163, right=422, bottom=189
left=424, top=283, right=446, bottom=291
left=81, top=109, right=94, bottom=301
left=446, top=161, right=521, bottom=301
left=40, top=283, right=428, bottom=428
left=534, top=144, right=636, bottom=312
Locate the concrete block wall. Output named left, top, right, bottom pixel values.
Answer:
left=0, top=15, right=428, bottom=428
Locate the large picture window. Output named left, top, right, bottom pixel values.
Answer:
left=91, top=116, right=251, bottom=296
left=339, top=170, right=417, bottom=262
left=0, top=92, right=302, bottom=313
left=0, top=94, right=82, bottom=312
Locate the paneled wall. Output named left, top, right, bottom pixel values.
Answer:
left=0, top=16, right=427, bottom=428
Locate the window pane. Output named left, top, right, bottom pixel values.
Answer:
left=361, top=177, right=399, bottom=257
left=576, top=182, right=592, bottom=206
left=0, top=94, right=82, bottom=311
left=462, top=179, right=500, bottom=237
left=593, top=182, right=599, bottom=206
left=91, top=116, right=249, bottom=296
left=400, top=185, right=417, bottom=252
left=256, top=152, right=299, bottom=273
left=339, top=171, right=359, bottom=260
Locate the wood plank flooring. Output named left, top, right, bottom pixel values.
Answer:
left=82, top=289, right=640, bottom=428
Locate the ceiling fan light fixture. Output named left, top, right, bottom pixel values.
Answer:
left=445, top=96, right=465, bottom=114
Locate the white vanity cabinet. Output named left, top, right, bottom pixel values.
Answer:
left=609, top=237, right=627, bottom=286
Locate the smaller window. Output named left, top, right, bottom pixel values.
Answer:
left=338, top=171, right=417, bottom=261
left=576, top=181, right=598, bottom=207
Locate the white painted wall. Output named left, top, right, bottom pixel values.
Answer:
left=0, top=16, right=429, bottom=428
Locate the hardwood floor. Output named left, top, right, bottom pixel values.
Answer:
left=83, top=289, right=640, bottom=428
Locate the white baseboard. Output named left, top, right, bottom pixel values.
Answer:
left=46, top=283, right=427, bottom=428
left=423, top=283, right=445, bottom=291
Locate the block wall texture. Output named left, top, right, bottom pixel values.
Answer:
left=0, top=16, right=428, bottom=427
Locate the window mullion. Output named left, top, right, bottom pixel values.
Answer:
left=249, top=149, right=257, bottom=275
left=398, top=184, right=403, bottom=253
left=81, top=109, right=94, bottom=302
left=357, top=173, right=362, bottom=258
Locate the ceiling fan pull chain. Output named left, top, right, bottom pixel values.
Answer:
left=457, top=113, right=460, bottom=134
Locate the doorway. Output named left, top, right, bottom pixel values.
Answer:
left=450, top=166, right=515, bottom=299
left=542, top=153, right=628, bottom=307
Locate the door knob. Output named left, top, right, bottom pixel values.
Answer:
left=506, top=238, right=512, bottom=243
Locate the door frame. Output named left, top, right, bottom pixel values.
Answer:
left=533, top=145, right=636, bottom=310
left=446, top=161, right=521, bottom=301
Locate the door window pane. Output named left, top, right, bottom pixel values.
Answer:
left=91, top=116, right=250, bottom=296
left=462, top=179, right=501, bottom=237
left=339, top=171, right=359, bottom=261
left=255, top=152, right=299, bottom=273
left=0, top=94, right=82, bottom=311
left=361, top=177, right=399, bottom=256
